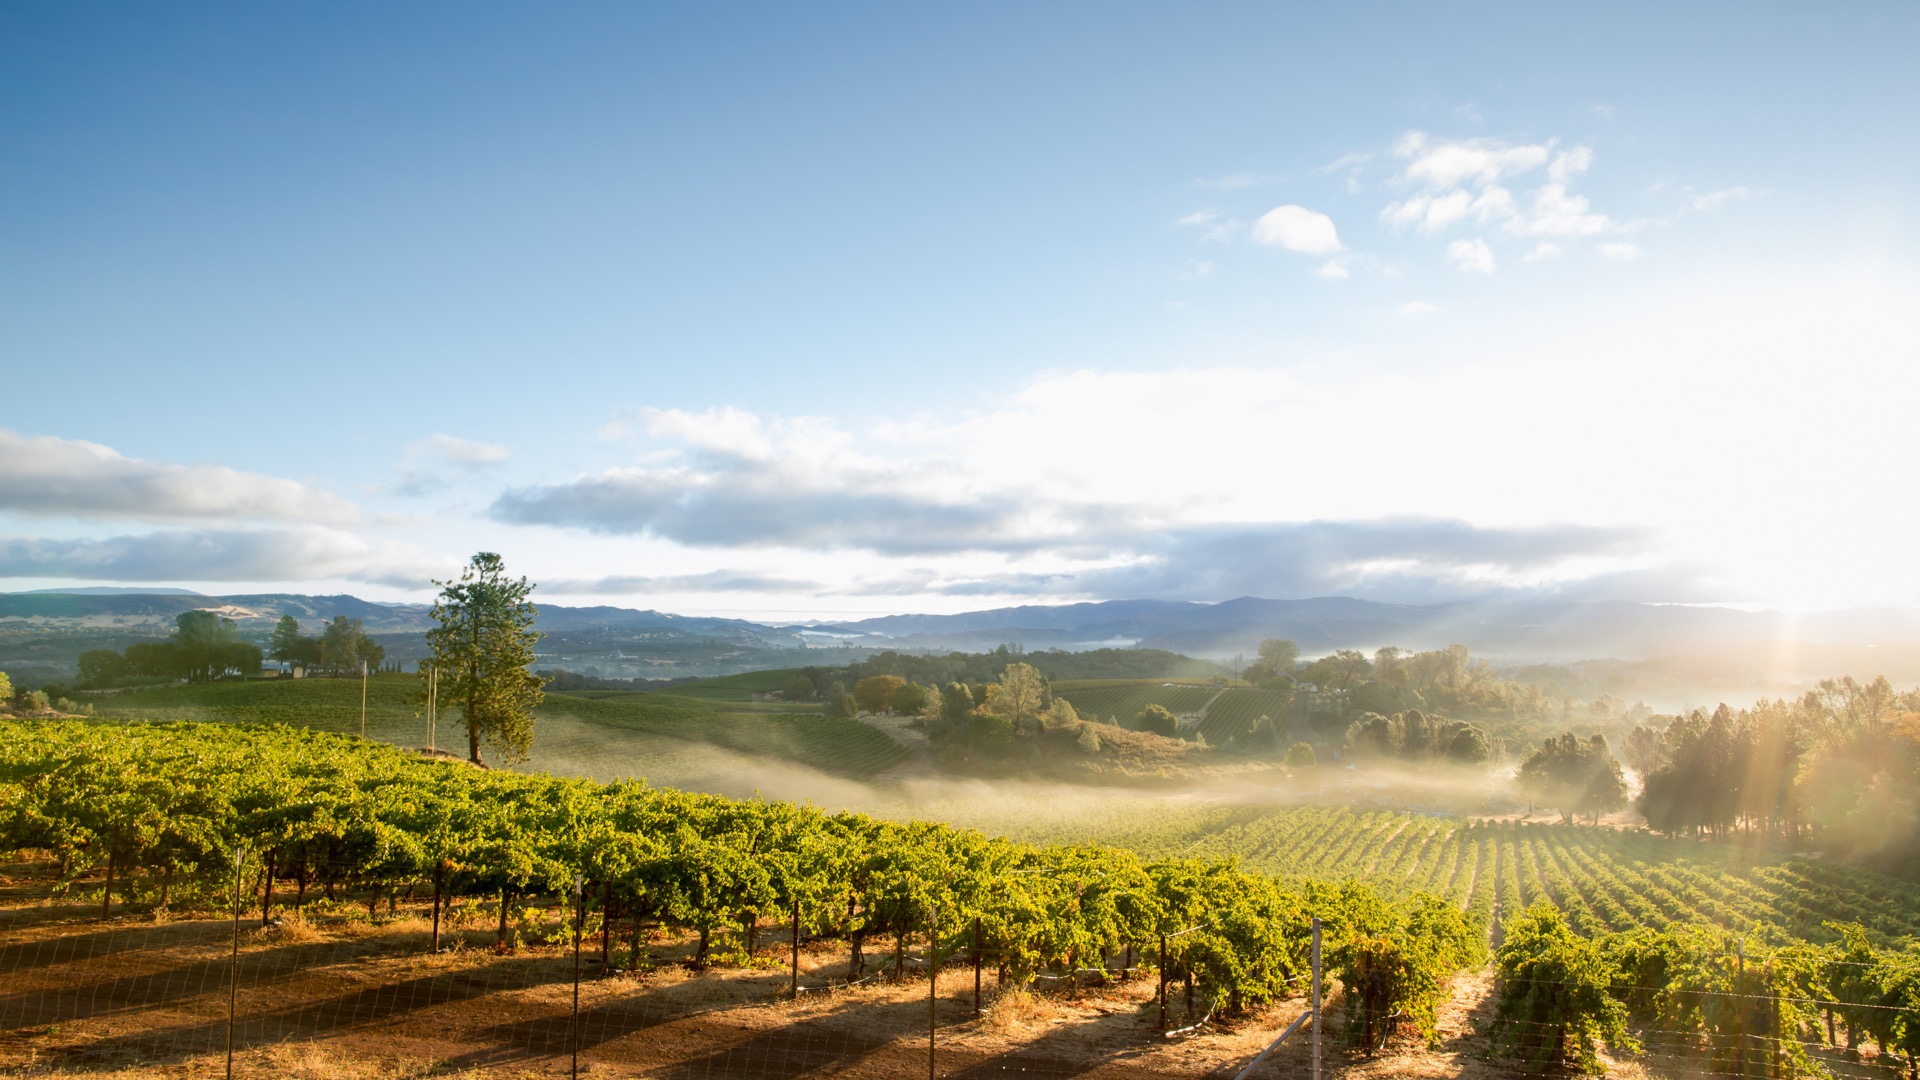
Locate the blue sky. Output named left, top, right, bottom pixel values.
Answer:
left=3, top=2, right=1917, bottom=617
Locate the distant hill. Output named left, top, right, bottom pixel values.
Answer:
left=0, top=591, right=804, bottom=643
left=8, top=589, right=1920, bottom=699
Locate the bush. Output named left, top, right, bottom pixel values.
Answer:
left=1284, top=742, right=1317, bottom=769
left=1133, top=704, right=1179, bottom=738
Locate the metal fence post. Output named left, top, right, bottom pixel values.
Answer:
left=1311, top=916, right=1322, bottom=1080
left=572, top=872, right=584, bottom=1079
left=973, top=917, right=982, bottom=1016
left=1158, top=932, right=1169, bottom=1030
left=227, top=848, right=243, bottom=1080
left=927, top=903, right=938, bottom=1080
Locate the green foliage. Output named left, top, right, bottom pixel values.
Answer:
left=821, top=646, right=1216, bottom=692
left=1494, top=903, right=1634, bottom=1073
left=888, top=681, right=930, bottom=717
left=1242, top=639, right=1299, bottom=686
left=821, top=682, right=854, bottom=719
left=986, top=663, right=1047, bottom=733
left=780, top=673, right=815, bottom=701
left=1519, top=733, right=1628, bottom=824
left=1075, top=723, right=1102, bottom=753
left=76, top=649, right=126, bottom=688
left=77, top=612, right=264, bottom=686
left=1133, top=704, right=1179, bottom=738
left=852, top=674, right=906, bottom=714
left=425, top=552, right=545, bottom=765
left=1324, top=885, right=1480, bottom=1048
left=1284, top=741, right=1316, bottom=768
left=0, top=717, right=1477, bottom=1009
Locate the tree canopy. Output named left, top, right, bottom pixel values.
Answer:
left=425, top=552, right=545, bottom=765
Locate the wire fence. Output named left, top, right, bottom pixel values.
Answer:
left=6, top=855, right=1920, bottom=1079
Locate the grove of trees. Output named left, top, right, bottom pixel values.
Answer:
left=1625, top=678, right=1920, bottom=874
left=75, top=611, right=264, bottom=687
left=1517, top=733, right=1629, bottom=824
left=267, top=614, right=387, bottom=675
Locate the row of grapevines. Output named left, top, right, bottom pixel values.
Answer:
left=0, top=718, right=1478, bottom=1032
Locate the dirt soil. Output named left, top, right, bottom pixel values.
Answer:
left=0, top=859, right=1614, bottom=1080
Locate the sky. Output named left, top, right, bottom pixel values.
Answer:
left=2, top=2, right=1917, bottom=619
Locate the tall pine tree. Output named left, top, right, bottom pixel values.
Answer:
left=425, top=552, right=545, bottom=765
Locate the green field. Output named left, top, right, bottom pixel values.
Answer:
left=91, top=674, right=908, bottom=785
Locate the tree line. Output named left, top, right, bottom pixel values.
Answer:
left=76, top=610, right=265, bottom=686
left=266, top=615, right=388, bottom=675
left=1621, top=677, right=1920, bottom=874
left=782, top=645, right=1216, bottom=708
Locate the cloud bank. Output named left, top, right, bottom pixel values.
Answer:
left=0, top=527, right=437, bottom=586
left=0, top=430, right=355, bottom=525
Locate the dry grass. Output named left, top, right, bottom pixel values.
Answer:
left=978, top=986, right=1066, bottom=1036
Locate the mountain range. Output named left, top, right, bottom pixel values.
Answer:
left=8, top=589, right=1920, bottom=665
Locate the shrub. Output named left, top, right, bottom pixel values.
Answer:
left=1133, top=704, right=1178, bottom=738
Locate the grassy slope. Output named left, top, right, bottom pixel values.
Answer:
left=94, top=674, right=906, bottom=781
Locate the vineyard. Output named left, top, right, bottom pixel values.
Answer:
left=10, top=718, right=1920, bottom=1077
left=938, top=801, right=1920, bottom=948
left=0, top=718, right=1474, bottom=1034
left=1051, top=682, right=1222, bottom=726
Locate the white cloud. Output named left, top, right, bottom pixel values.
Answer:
left=1688, top=186, right=1757, bottom=212
left=1251, top=205, right=1342, bottom=255
left=1525, top=242, right=1564, bottom=262
left=0, top=430, right=355, bottom=525
left=1447, top=238, right=1496, bottom=274
left=1505, top=183, right=1615, bottom=238
left=1377, top=131, right=1625, bottom=264
left=1393, top=131, right=1553, bottom=189
left=1179, top=259, right=1216, bottom=280
left=1176, top=210, right=1242, bottom=243
left=1382, top=186, right=1516, bottom=233
left=0, top=526, right=439, bottom=586
left=1399, top=301, right=1439, bottom=316
left=406, top=434, right=510, bottom=466
left=1548, top=146, right=1594, bottom=183
left=1314, top=260, right=1351, bottom=281
left=1599, top=243, right=1643, bottom=261
left=1312, top=152, right=1371, bottom=174
left=482, top=275, right=1920, bottom=609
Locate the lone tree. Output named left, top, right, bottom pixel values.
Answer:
left=425, top=552, right=545, bottom=765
